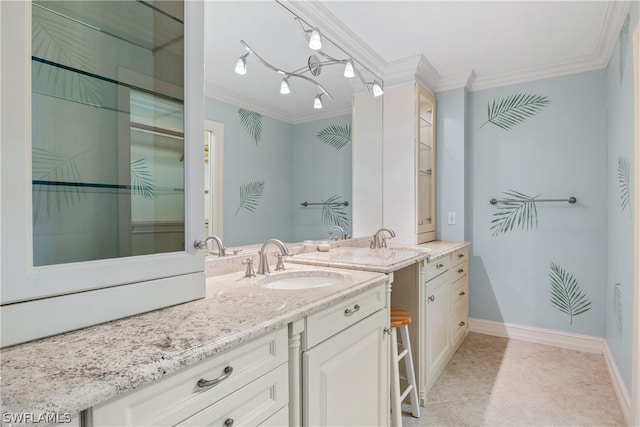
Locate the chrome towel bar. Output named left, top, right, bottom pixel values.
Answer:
left=490, top=196, right=576, bottom=205
left=300, top=201, right=349, bottom=207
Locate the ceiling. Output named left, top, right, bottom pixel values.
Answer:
left=203, top=1, right=630, bottom=123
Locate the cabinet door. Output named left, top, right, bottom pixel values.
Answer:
left=303, top=309, right=388, bottom=426
left=425, top=274, right=449, bottom=388
left=0, top=1, right=204, bottom=347
left=415, top=85, right=436, bottom=242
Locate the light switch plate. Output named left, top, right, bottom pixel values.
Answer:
left=448, top=211, right=456, bottom=225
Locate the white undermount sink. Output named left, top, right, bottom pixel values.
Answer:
left=260, top=271, right=344, bottom=290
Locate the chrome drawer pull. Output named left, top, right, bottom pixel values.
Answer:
left=458, top=268, right=464, bottom=273
left=459, top=291, right=466, bottom=296
left=344, top=304, right=360, bottom=316
left=224, top=419, right=234, bottom=427
left=197, top=366, right=233, bottom=388
left=436, top=263, right=444, bottom=269
left=458, top=254, right=464, bottom=259
left=428, top=295, right=435, bottom=302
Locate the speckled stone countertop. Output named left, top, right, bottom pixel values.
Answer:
left=289, top=240, right=471, bottom=273
left=0, top=264, right=387, bottom=419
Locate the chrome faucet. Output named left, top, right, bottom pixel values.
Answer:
left=370, top=228, right=396, bottom=249
left=328, top=225, right=347, bottom=241
left=257, top=239, right=291, bottom=274
left=205, top=235, right=226, bottom=257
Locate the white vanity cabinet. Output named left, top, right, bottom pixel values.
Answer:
left=383, top=81, right=437, bottom=245
left=299, top=284, right=389, bottom=427
left=91, top=329, right=288, bottom=427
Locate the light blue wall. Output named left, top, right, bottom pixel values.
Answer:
left=467, top=70, right=608, bottom=337
left=291, top=115, right=352, bottom=242
left=205, top=98, right=352, bottom=246
left=436, top=88, right=467, bottom=241
left=605, top=3, right=638, bottom=394
left=205, top=98, right=293, bottom=246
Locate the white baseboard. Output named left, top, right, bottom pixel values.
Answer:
left=604, top=341, right=632, bottom=426
left=468, top=318, right=604, bottom=354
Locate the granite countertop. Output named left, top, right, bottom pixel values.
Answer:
left=289, top=240, right=471, bottom=273
left=0, top=264, right=387, bottom=418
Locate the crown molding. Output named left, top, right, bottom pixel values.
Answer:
left=595, top=1, right=633, bottom=68
left=383, top=55, right=441, bottom=94
left=204, top=83, right=351, bottom=125
left=437, top=70, right=476, bottom=93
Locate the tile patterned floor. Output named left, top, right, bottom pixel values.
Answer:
left=401, top=333, right=626, bottom=426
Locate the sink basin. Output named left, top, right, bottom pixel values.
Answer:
left=261, top=271, right=344, bottom=290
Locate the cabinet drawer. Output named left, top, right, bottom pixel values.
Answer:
left=452, top=247, right=468, bottom=266
left=451, top=305, right=468, bottom=346
left=259, top=405, right=289, bottom=427
left=424, top=256, right=451, bottom=282
left=179, top=363, right=288, bottom=426
left=305, top=284, right=386, bottom=349
left=92, top=329, right=287, bottom=427
left=450, top=260, right=468, bottom=283
left=450, top=275, right=468, bottom=315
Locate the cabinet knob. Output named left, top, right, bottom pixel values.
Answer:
left=436, top=263, right=444, bottom=269
left=457, top=268, right=464, bottom=273
left=459, top=291, right=466, bottom=296
left=459, top=321, right=466, bottom=327
left=458, top=253, right=464, bottom=259
left=428, top=295, right=435, bottom=302
left=197, top=366, right=233, bottom=388
left=344, top=304, right=361, bottom=316
left=224, top=419, right=234, bottom=427
left=193, top=240, right=207, bottom=250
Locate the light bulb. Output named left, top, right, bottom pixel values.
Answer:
left=343, top=59, right=355, bottom=78
left=309, top=28, right=322, bottom=50
left=234, top=56, right=247, bottom=75
left=280, top=77, right=291, bottom=95
left=372, top=80, right=383, bottom=97
left=313, top=94, right=323, bottom=109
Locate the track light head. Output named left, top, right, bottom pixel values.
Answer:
left=309, top=28, right=322, bottom=50
left=235, top=55, right=247, bottom=75
left=343, top=59, right=355, bottom=78
left=372, top=80, right=384, bottom=97
left=313, top=94, right=323, bottom=109
left=280, top=77, right=291, bottom=95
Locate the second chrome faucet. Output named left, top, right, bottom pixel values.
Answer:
left=370, top=228, right=396, bottom=249
left=257, top=239, right=292, bottom=274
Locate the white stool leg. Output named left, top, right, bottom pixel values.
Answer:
left=390, top=327, right=402, bottom=427
left=400, top=325, right=420, bottom=418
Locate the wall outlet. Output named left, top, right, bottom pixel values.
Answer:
left=448, top=211, right=456, bottom=225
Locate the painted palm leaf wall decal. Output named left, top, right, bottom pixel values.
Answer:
left=490, top=190, right=540, bottom=236
left=480, top=93, right=550, bottom=131
left=618, top=157, right=631, bottom=216
left=237, top=108, right=263, bottom=145
left=321, top=195, right=349, bottom=229
left=316, top=124, right=352, bottom=150
left=130, top=159, right=155, bottom=199
left=549, top=262, right=592, bottom=325
left=234, top=181, right=265, bottom=216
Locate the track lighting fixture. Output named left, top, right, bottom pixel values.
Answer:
left=233, top=5, right=383, bottom=110
left=280, top=77, right=291, bottom=95
left=309, top=28, right=322, bottom=50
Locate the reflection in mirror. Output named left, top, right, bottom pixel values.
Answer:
left=204, top=1, right=383, bottom=247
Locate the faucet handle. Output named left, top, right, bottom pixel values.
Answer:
left=369, top=237, right=376, bottom=249
left=241, top=258, right=256, bottom=277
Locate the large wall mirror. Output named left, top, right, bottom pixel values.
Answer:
left=204, top=1, right=383, bottom=248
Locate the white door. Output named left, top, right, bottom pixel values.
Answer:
left=426, top=276, right=450, bottom=383
left=303, top=310, right=388, bottom=426
left=0, top=1, right=205, bottom=346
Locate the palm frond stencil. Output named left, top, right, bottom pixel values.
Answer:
left=237, top=108, right=263, bottom=145
left=234, top=181, right=265, bottom=216
left=316, top=124, right=352, bottom=150
left=549, top=262, right=592, bottom=325
left=321, top=195, right=349, bottom=229
left=490, top=190, right=540, bottom=236
left=480, top=93, right=550, bottom=131
left=614, top=281, right=623, bottom=334
left=32, top=147, right=89, bottom=219
left=619, top=13, right=630, bottom=84
left=618, top=157, right=631, bottom=216
left=130, top=159, right=155, bottom=199
left=32, top=10, right=103, bottom=106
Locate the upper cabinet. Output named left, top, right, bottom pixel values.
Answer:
left=383, top=81, right=437, bottom=244
left=416, top=85, right=436, bottom=242
left=0, top=1, right=205, bottom=347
